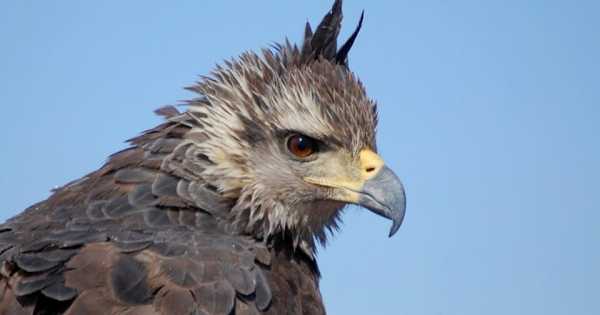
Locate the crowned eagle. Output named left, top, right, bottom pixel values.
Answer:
left=0, top=1, right=406, bottom=314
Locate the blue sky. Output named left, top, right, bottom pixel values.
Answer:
left=1, top=1, right=598, bottom=314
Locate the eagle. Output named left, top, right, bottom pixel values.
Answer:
left=0, top=1, right=406, bottom=314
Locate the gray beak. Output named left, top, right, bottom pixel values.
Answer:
left=357, top=166, right=406, bottom=237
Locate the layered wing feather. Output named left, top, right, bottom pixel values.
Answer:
left=0, top=109, right=292, bottom=315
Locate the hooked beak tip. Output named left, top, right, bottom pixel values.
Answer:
left=388, top=205, right=405, bottom=237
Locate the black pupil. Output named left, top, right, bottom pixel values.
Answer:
left=296, top=136, right=308, bottom=151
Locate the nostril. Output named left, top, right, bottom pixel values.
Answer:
left=366, top=167, right=376, bottom=173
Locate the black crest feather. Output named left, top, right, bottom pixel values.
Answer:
left=301, top=0, right=364, bottom=67
left=335, top=10, right=364, bottom=66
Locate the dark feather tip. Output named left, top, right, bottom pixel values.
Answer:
left=336, top=10, right=364, bottom=65
left=310, top=0, right=344, bottom=60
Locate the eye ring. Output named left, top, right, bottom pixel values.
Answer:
left=286, top=134, right=318, bottom=158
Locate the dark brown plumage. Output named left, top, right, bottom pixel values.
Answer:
left=0, top=1, right=406, bottom=314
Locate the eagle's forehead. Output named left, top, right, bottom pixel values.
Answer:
left=267, top=61, right=377, bottom=151
left=189, top=49, right=377, bottom=156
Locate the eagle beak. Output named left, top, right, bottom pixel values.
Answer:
left=305, top=150, right=406, bottom=237
left=357, top=165, right=406, bottom=237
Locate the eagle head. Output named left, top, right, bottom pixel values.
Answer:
left=169, top=0, right=405, bottom=251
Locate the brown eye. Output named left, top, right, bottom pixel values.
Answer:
left=287, top=134, right=318, bottom=158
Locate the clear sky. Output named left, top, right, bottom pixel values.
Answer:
left=1, top=1, right=598, bottom=314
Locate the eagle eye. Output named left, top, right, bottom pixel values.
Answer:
left=287, top=134, right=318, bottom=158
